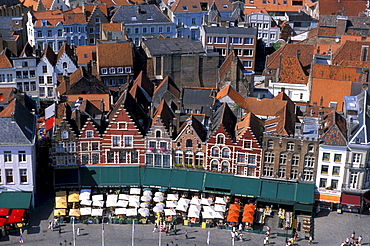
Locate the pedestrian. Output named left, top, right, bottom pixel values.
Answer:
left=293, top=231, right=298, bottom=241
left=231, top=231, right=235, bottom=240
left=308, top=235, right=313, bottom=245
left=174, top=224, right=177, bottom=235
left=185, top=230, right=188, bottom=239
left=351, top=231, right=356, bottom=239
left=58, top=227, right=62, bottom=235
left=358, top=235, right=363, bottom=246
left=48, top=220, right=52, bottom=230
left=77, top=227, right=80, bottom=236
left=238, top=223, right=243, bottom=232
left=264, top=237, right=268, bottom=246
left=153, top=224, right=158, bottom=233
left=265, top=236, right=270, bottom=244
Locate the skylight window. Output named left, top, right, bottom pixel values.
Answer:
left=147, top=16, right=153, bottom=20
left=222, top=4, right=228, bottom=8
left=182, top=6, right=188, bottom=10
left=192, top=5, right=198, bottom=8
left=131, top=16, right=137, bottom=21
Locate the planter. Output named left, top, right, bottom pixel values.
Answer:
left=174, top=163, right=183, bottom=167
left=184, top=164, right=193, bottom=168
left=160, top=147, right=167, bottom=151
left=149, top=147, right=156, bottom=151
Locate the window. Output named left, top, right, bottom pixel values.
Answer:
left=4, top=151, right=12, bottom=162
left=267, top=140, right=274, bottom=149
left=222, top=148, right=230, bottom=158
left=304, top=155, right=315, bottom=167
left=42, top=65, right=47, bottom=73
left=58, top=29, right=62, bottom=36
left=131, top=150, right=139, bottom=163
left=160, top=142, right=167, bottom=150
left=86, top=130, right=93, bottom=138
left=263, top=166, right=273, bottom=177
left=95, top=17, right=100, bottom=23
left=159, top=27, right=163, bottom=33
left=211, top=147, right=219, bottom=157
left=195, top=152, right=203, bottom=166
left=134, top=28, right=139, bottom=34
left=229, top=37, right=243, bottom=44
left=350, top=172, right=359, bottom=189
left=182, top=6, right=188, bottom=10
left=102, top=68, right=108, bottom=74
left=292, top=154, right=299, bottom=166
left=92, top=153, right=99, bottom=164
left=125, top=67, right=132, bottom=73
left=56, top=156, right=65, bottom=165
left=214, top=37, right=226, bottom=44
left=55, top=143, right=65, bottom=153
left=48, top=30, right=52, bottom=37
left=126, top=28, right=131, bottom=34
left=264, top=152, right=274, bottom=164
left=321, top=165, right=329, bottom=174
left=184, top=151, right=193, bottom=165
left=243, top=140, right=252, bottom=149
left=46, top=76, right=52, bottom=84
left=47, top=87, right=53, bottom=97
left=221, top=161, right=229, bottom=172
left=191, top=30, right=196, bottom=40
left=184, top=139, right=192, bottom=148
left=117, top=67, right=124, bottom=74
left=334, top=154, right=342, bottom=162
left=278, top=167, right=286, bottom=178
left=142, top=27, right=147, bottom=34
left=81, top=154, right=89, bottom=165
left=244, top=49, right=253, bottom=57
left=217, top=134, right=225, bottom=144
left=211, top=160, right=218, bottom=171
left=92, top=142, right=99, bottom=151
left=112, top=136, right=121, bottom=147
left=5, top=169, right=13, bottom=183
left=237, top=153, right=246, bottom=163
left=308, top=144, right=314, bottom=152
left=279, top=153, right=287, bottom=165
left=237, top=166, right=244, bottom=175
left=151, top=27, right=155, bottom=33
left=332, top=166, right=340, bottom=176
left=322, top=153, right=330, bottom=161
left=146, top=153, right=153, bottom=166
left=124, top=136, right=133, bottom=147
left=175, top=151, right=183, bottom=164
left=37, top=31, right=42, bottom=37
left=243, top=61, right=252, bottom=68
left=68, top=156, right=76, bottom=165
left=107, top=151, right=114, bottom=163
left=248, top=155, right=256, bottom=164
left=353, top=153, right=361, bottom=167
left=287, top=142, right=294, bottom=151
left=319, top=178, right=327, bottom=188
left=303, top=169, right=314, bottom=181
left=23, top=71, right=28, bottom=78
left=81, top=143, right=88, bottom=151
left=244, top=38, right=254, bottom=45
left=166, top=26, right=171, bottom=33
left=18, top=151, right=26, bottom=162
left=119, top=150, right=127, bottom=163
left=155, top=130, right=162, bottom=138
left=290, top=169, right=298, bottom=179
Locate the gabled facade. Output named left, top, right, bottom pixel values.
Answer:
left=83, top=4, right=109, bottom=45
left=55, top=42, right=78, bottom=75
left=37, top=44, right=57, bottom=100
left=173, top=115, right=207, bottom=169
left=101, top=90, right=148, bottom=165
left=78, top=118, right=102, bottom=165
left=63, top=12, right=88, bottom=46
left=0, top=49, right=16, bottom=89
left=145, top=100, right=175, bottom=168
left=248, top=12, right=280, bottom=47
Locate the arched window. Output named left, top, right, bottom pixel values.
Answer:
left=221, top=161, right=229, bottom=172
left=221, top=148, right=230, bottom=158
left=61, top=130, right=68, bottom=139
left=216, top=134, right=225, bottom=144
left=186, top=139, right=192, bottom=147
left=155, top=130, right=161, bottom=138
left=211, top=147, right=219, bottom=157
left=211, top=160, right=218, bottom=171
left=308, top=144, right=314, bottom=153
left=287, top=142, right=295, bottom=151
left=184, top=151, right=193, bottom=165
left=174, top=150, right=183, bottom=164
left=267, top=140, right=274, bottom=149
left=195, top=152, right=204, bottom=166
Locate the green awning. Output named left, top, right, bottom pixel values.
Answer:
left=294, top=203, right=313, bottom=212
left=231, top=176, right=261, bottom=197
left=170, top=169, right=188, bottom=190
left=277, top=183, right=296, bottom=202
left=100, top=167, right=120, bottom=185
left=185, top=170, right=204, bottom=191
left=118, top=167, right=141, bottom=186
left=0, top=192, right=32, bottom=209
left=257, top=197, right=294, bottom=206
left=204, top=173, right=233, bottom=193
left=142, top=168, right=171, bottom=188
left=296, top=183, right=315, bottom=204
left=79, top=167, right=99, bottom=186
left=261, top=181, right=278, bottom=199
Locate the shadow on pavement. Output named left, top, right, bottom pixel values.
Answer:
left=314, top=209, right=330, bottom=218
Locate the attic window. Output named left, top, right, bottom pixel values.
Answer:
left=192, top=5, right=198, bottom=8
left=62, top=130, right=68, bottom=139
left=200, top=2, right=208, bottom=10
left=109, top=68, right=116, bottom=74
left=125, top=67, right=132, bottom=73
left=117, top=67, right=124, bottom=73
left=147, top=16, right=153, bottom=20
left=102, top=68, right=108, bottom=74
left=182, top=6, right=188, bottom=10
left=84, top=54, right=88, bottom=58
left=131, top=16, right=137, bottom=21
left=222, top=4, right=228, bottom=8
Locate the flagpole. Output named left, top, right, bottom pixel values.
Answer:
left=102, top=220, right=105, bottom=246
left=159, top=220, right=162, bottom=246
left=132, top=219, right=134, bottom=246
left=207, top=230, right=210, bottom=245
left=72, top=217, right=76, bottom=246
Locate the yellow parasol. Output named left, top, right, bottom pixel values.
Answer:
left=54, top=209, right=66, bottom=216
left=56, top=191, right=67, bottom=197
left=68, top=209, right=81, bottom=217
left=68, top=192, right=80, bottom=203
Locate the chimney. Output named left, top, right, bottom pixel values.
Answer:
left=319, top=96, right=323, bottom=108
left=63, top=75, right=70, bottom=94
left=76, top=108, right=81, bottom=129
left=87, top=60, right=92, bottom=74
left=100, top=99, right=105, bottom=112
left=11, top=112, right=15, bottom=122
left=137, top=5, right=141, bottom=14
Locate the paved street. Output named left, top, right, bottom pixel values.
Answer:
left=1, top=208, right=370, bottom=246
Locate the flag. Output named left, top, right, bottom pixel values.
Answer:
left=207, top=230, right=210, bottom=245
left=19, top=229, right=24, bottom=244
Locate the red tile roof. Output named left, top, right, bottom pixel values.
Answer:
left=244, top=0, right=316, bottom=14
left=63, top=13, right=86, bottom=25
left=169, top=0, right=232, bottom=13
left=75, top=45, right=96, bottom=65
left=318, top=0, right=367, bottom=16
left=96, top=42, right=133, bottom=68
left=0, top=54, right=12, bottom=69
left=101, top=23, right=122, bottom=31
left=84, top=4, right=108, bottom=18
left=63, top=94, right=110, bottom=111
left=278, top=56, right=308, bottom=84
left=33, top=10, right=63, bottom=27
left=216, top=85, right=247, bottom=108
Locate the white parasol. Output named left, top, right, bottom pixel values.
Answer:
left=215, top=197, right=226, bottom=205
left=80, top=207, right=92, bottom=216
left=91, top=209, right=103, bottom=216
left=116, top=200, right=128, bottom=207
left=80, top=199, right=92, bottom=206
left=141, top=195, right=152, bottom=202
left=167, top=194, right=179, bottom=201
left=154, top=192, right=163, bottom=197
left=201, top=211, right=214, bottom=219
left=92, top=200, right=104, bottom=207
left=143, top=190, right=152, bottom=196
left=164, top=209, right=176, bottom=216
left=213, top=211, right=224, bottom=219
left=138, top=208, right=150, bottom=217
left=129, top=201, right=140, bottom=208
left=107, top=194, right=118, bottom=201
left=190, top=197, right=201, bottom=206
left=115, top=208, right=127, bottom=215
left=153, top=196, right=164, bottom=202
left=178, top=198, right=190, bottom=206
left=203, top=206, right=215, bottom=213
left=214, top=204, right=226, bottom=212
left=140, top=202, right=149, bottom=208
left=119, top=194, right=130, bottom=200
left=175, top=203, right=189, bottom=212
left=166, top=200, right=178, bottom=208
left=92, top=194, right=104, bottom=201
left=130, top=188, right=141, bottom=195
left=155, top=203, right=165, bottom=208
left=153, top=206, right=164, bottom=213
left=200, top=198, right=212, bottom=206
left=126, top=208, right=138, bottom=216
left=106, top=200, right=118, bottom=207
left=79, top=189, right=91, bottom=200
left=188, top=206, right=200, bottom=218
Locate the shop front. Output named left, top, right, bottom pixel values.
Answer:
left=314, top=189, right=341, bottom=212
left=341, top=193, right=362, bottom=213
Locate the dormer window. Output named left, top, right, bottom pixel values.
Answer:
left=95, top=17, right=100, bottom=23
left=61, top=130, right=68, bottom=139
left=42, top=19, right=47, bottom=27
left=62, top=62, right=67, bottom=69
left=86, top=130, right=93, bottom=138
left=222, top=4, right=228, bottom=8
left=216, top=134, right=225, bottom=144
left=102, top=68, right=108, bottom=74
left=131, top=16, right=137, bottom=21
left=182, top=6, right=188, bottom=10
left=125, top=67, right=132, bottom=73
left=192, top=5, right=198, bottom=8
left=117, top=67, right=124, bottom=73
left=147, top=16, right=153, bottom=20
left=109, top=67, right=116, bottom=74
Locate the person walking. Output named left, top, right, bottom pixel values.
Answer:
left=76, top=227, right=80, bottom=236
left=308, top=235, right=313, bottom=245
left=358, top=235, right=363, bottom=246
left=153, top=224, right=158, bottom=233
left=185, top=230, right=189, bottom=239
left=48, top=220, right=52, bottom=230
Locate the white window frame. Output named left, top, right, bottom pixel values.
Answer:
left=101, top=68, right=108, bottom=74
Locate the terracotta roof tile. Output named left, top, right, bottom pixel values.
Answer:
left=318, top=0, right=366, bottom=16
left=75, top=45, right=96, bottom=65
left=244, top=97, right=287, bottom=116
left=152, top=99, right=175, bottom=132
left=0, top=99, right=15, bottom=117
left=63, top=13, right=86, bottom=25
left=84, top=4, right=108, bottom=18
left=236, top=112, right=264, bottom=143
left=63, top=6, right=83, bottom=13
left=101, top=23, right=122, bottom=32
left=0, top=54, right=12, bottom=69
left=216, top=85, right=247, bottom=108
left=131, top=71, right=154, bottom=97
left=41, top=0, right=53, bottom=9
left=96, top=42, right=133, bottom=68
left=311, top=63, right=361, bottom=81
left=244, top=0, right=316, bottom=13
left=0, top=87, right=16, bottom=104
left=41, top=44, right=56, bottom=65
left=278, top=56, right=308, bottom=84
left=63, top=94, right=110, bottom=111
left=333, top=40, right=370, bottom=65
left=57, top=42, right=74, bottom=62
left=33, top=10, right=63, bottom=27
left=22, top=0, right=38, bottom=11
